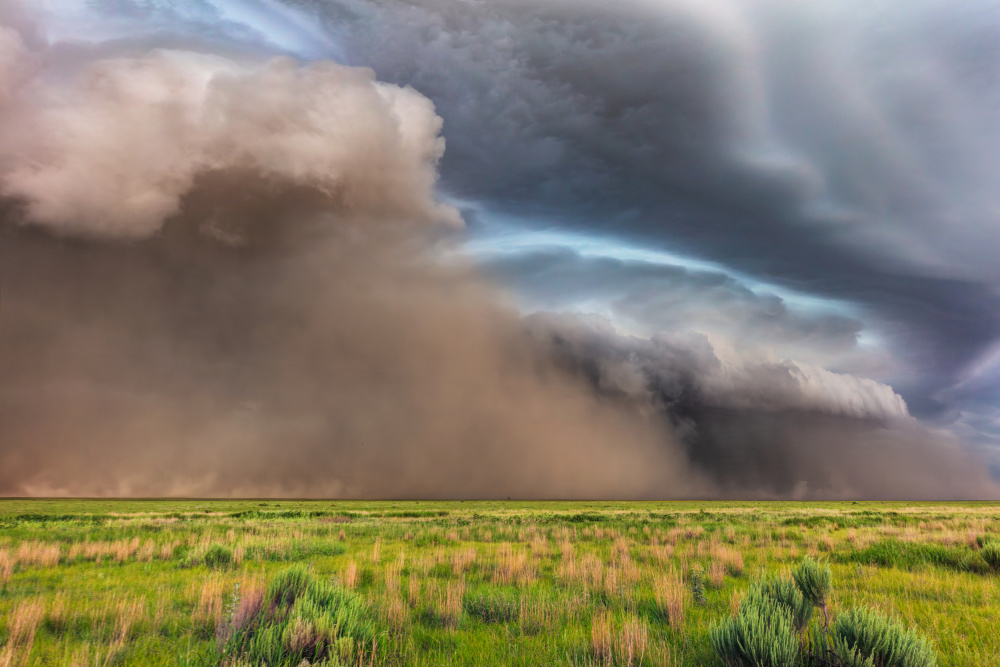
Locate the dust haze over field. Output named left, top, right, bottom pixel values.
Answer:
left=0, top=0, right=996, bottom=499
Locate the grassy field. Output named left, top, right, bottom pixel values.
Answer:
left=0, top=499, right=997, bottom=666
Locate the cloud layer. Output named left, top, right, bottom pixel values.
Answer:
left=311, top=0, right=1000, bottom=425
left=0, top=0, right=995, bottom=498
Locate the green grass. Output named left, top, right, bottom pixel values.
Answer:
left=0, top=500, right=998, bottom=666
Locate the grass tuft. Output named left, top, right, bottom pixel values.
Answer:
left=980, top=542, right=1000, bottom=572
left=220, top=564, right=375, bottom=666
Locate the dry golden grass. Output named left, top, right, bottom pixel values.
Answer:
left=68, top=647, right=91, bottom=667
left=616, top=615, right=649, bottom=667
left=492, top=543, right=535, bottom=586
left=683, top=525, right=705, bottom=540
left=0, top=549, right=12, bottom=586
left=106, top=597, right=146, bottom=663
left=556, top=545, right=577, bottom=583
left=192, top=574, right=228, bottom=631
left=452, top=547, right=476, bottom=575
left=591, top=609, right=614, bottom=664
left=613, top=537, right=631, bottom=559
left=65, top=539, right=177, bottom=565
left=383, top=592, right=408, bottom=633
left=384, top=560, right=402, bottom=596
left=650, top=544, right=674, bottom=565
left=530, top=533, right=550, bottom=558
left=136, top=539, right=156, bottom=562
left=216, top=574, right=265, bottom=648
left=408, top=575, right=421, bottom=609
left=729, top=588, right=742, bottom=616
left=0, top=598, right=45, bottom=667
left=559, top=540, right=574, bottom=562
left=343, top=560, right=358, bottom=589
left=45, top=593, right=68, bottom=634
left=518, top=597, right=554, bottom=635
left=426, top=578, right=464, bottom=629
left=159, top=541, right=179, bottom=560
left=653, top=569, right=686, bottom=631
left=112, top=538, right=140, bottom=563
left=15, top=541, right=60, bottom=568
left=711, top=542, right=745, bottom=577
left=708, top=560, right=726, bottom=588
left=68, top=541, right=106, bottom=563
left=605, top=553, right=640, bottom=598
left=559, top=550, right=605, bottom=591
left=591, top=611, right=648, bottom=667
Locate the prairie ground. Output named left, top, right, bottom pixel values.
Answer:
left=0, top=499, right=997, bottom=666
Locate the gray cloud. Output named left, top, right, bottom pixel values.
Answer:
left=524, top=313, right=996, bottom=498
left=523, top=313, right=908, bottom=421
left=304, top=0, right=1000, bottom=424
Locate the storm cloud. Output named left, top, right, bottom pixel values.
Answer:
left=309, top=0, right=1000, bottom=421
left=0, top=0, right=996, bottom=498
left=522, top=312, right=996, bottom=498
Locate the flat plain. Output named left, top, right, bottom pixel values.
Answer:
left=0, top=499, right=997, bottom=666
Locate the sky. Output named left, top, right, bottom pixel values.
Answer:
left=0, top=0, right=998, bottom=497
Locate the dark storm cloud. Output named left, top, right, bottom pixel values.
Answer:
left=523, top=312, right=997, bottom=499
left=304, top=0, right=1000, bottom=421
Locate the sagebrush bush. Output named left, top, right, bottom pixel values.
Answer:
left=710, top=582, right=800, bottom=667
left=793, top=557, right=831, bottom=608
left=761, top=576, right=813, bottom=632
left=830, top=607, right=936, bottom=667
left=980, top=542, right=1000, bottom=572
left=220, top=565, right=375, bottom=666
left=793, top=557, right=831, bottom=624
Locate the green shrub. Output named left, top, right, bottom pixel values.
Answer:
left=975, top=534, right=998, bottom=550
left=761, top=576, right=813, bottom=632
left=981, top=542, right=1000, bottom=572
left=220, top=565, right=375, bottom=666
left=710, top=583, right=800, bottom=667
left=793, top=557, right=831, bottom=607
left=203, top=544, right=233, bottom=569
left=830, top=607, right=936, bottom=667
left=690, top=566, right=707, bottom=606
left=794, top=557, right=832, bottom=624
